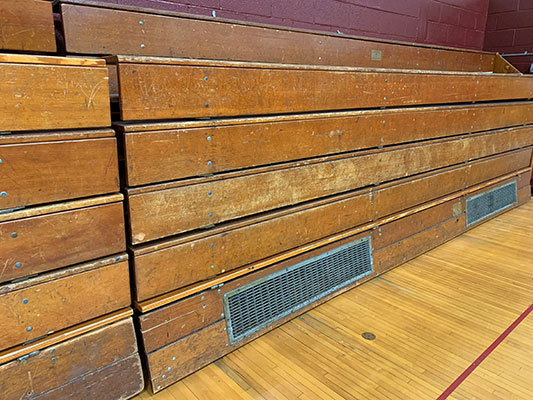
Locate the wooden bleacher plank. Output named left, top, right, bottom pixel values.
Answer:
left=0, top=55, right=110, bottom=131
left=0, top=196, right=125, bottom=283
left=0, top=254, right=130, bottom=351
left=139, top=288, right=223, bottom=354
left=0, top=130, right=119, bottom=211
left=126, top=128, right=533, bottom=244
left=134, top=165, right=531, bottom=312
left=110, top=55, right=533, bottom=122
left=131, top=159, right=530, bottom=303
left=0, top=0, right=56, bottom=53
left=59, top=0, right=499, bottom=72
left=119, top=102, right=533, bottom=186
left=0, top=317, right=142, bottom=400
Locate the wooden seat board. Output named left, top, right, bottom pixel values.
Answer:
left=121, top=102, right=533, bottom=186
left=0, top=0, right=56, bottom=53
left=0, top=135, right=119, bottom=211
left=60, top=0, right=499, bottom=72
left=0, top=197, right=125, bottom=283
left=0, top=317, right=141, bottom=400
left=0, top=255, right=131, bottom=351
left=0, top=57, right=110, bottom=131
left=111, top=56, right=533, bottom=121
left=127, top=128, right=533, bottom=244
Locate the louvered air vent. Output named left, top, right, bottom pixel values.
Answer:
left=223, top=236, right=373, bottom=344
left=466, top=181, right=517, bottom=226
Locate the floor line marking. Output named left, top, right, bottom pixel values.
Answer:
left=437, top=303, right=533, bottom=400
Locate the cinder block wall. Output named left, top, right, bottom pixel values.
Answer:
left=94, top=0, right=489, bottom=49
left=484, top=0, right=533, bottom=73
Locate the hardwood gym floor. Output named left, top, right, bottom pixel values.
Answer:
left=135, top=200, right=533, bottom=400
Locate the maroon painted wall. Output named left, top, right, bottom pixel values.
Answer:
left=484, top=0, right=533, bottom=73
left=96, top=0, right=489, bottom=50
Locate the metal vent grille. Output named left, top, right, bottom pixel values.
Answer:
left=466, top=181, right=517, bottom=226
left=223, top=236, right=373, bottom=344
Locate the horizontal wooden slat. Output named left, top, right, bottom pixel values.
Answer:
left=0, top=317, right=140, bottom=400
left=0, top=58, right=110, bottom=131
left=372, top=200, right=463, bottom=251
left=373, top=215, right=466, bottom=274
left=0, top=0, right=56, bottom=52
left=60, top=1, right=497, bottom=72
left=0, top=53, right=105, bottom=67
left=112, top=56, right=533, bottom=121
left=131, top=152, right=531, bottom=302
left=0, top=136, right=119, bottom=211
left=0, top=128, right=114, bottom=145
left=0, top=255, right=131, bottom=351
left=127, top=128, right=533, bottom=244
left=0, top=308, right=133, bottom=364
left=147, top=320, right=229, bottom=392
left=0, top=199, right=125, bottom=283
left=139, top=288, right=223, bottom=354
left=0, top=193, right=123, bottom=222
left=41, top=354, right=143, bottom=400
left=122, top=102, right=533, bottom=186
left=135, top=165, right=531, bottom=312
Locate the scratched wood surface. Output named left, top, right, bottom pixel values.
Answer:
left=0, top=0, right=56, bottom=52
left=111, top=55, right=533, bottom=121
left=0, top=55, right=110, bottom=131
left=59, top=1, right=503, bottom=73
left=0, top=196, right=125, bottom=283
left=120, top=102, right=533, bottom=185
left=133, top=198, right=532, bottom=399
left=0, top=130, right=119, bottom=211
left=0, top=254, right=131, bottom=351
left=0, top=317, right=143, bottom=400
left=130, top=155, right=531, bottom=302
left=127, top=128, right=533, bottom=244
left=139, top=197, right=469, bottom=392
left=135, top=165, right=531, bottom=312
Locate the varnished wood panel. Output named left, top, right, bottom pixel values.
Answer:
left=112, top=56, right=533, bottom=121
left=131, top=154, right=531, bottom=302
left=0, top=198, right=125, bottom=283
left=139, top=289, right=224, bottom=353
left=0, top=134, right=119, bottom=211
left=147, top=320, right=229, bottom=393
left=122, top=103, right=533, bottom=185
left=41, top=354, right=143, bottom=400
left=61, top=1, right=496, bottom=72
left=0, top=317, right=141, bottom=400
left=0, top=255, right=130, bottom=351
left=0, top=56, right=110, bottom=131
left=127, top=129, right=533, bottom=243
left=466, top=148, right=533, bottom=187
left=372, top=200, right=462, bottom=250
left=373, top=215, right=466, bottom=274
left=0, top=0, right=55, bottom=53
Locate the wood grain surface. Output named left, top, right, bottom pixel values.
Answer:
left=0, top=0, right=56, bottom=53
left=0, top=317, right=141, bottom=400
left=0, top=198, right=125, bottom=283
left=0, top=255, right=131, bottom=351
left=0, top=134, right=119, bottom=211
left=127, top=128, right=533, bottom=244
left=112, top=56, right=533, bottom=121
left=0, top=57, right=110, bottom=131
left=60, top=1, right=499, bottom=72
left=122, top=102, right=533, bottom=185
